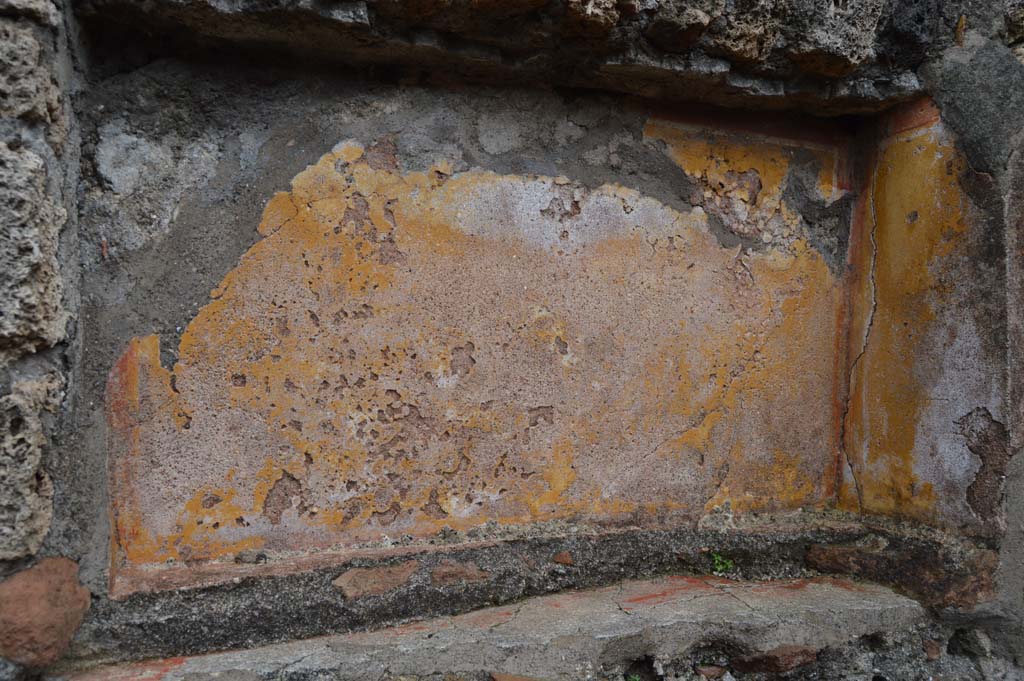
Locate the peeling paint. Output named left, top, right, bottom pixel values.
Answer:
left=107, top=119, right=846, bottom=594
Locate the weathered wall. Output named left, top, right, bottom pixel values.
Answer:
left=0, top=0, right=92, bottom=675
left=104, top=111, right=848, bottom=595
left=1, top=0, right=1023, bottom=677
left=842, top=101, right=1008, bottom=538
left=1, top=0, right=69, bottom=564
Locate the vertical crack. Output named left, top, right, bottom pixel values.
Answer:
left=611, top=583, right=636, bottom=617
left=838, top=155, right=881, bottom=513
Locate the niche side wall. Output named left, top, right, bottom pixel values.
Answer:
left=842, top=100, right=1008, bottom=539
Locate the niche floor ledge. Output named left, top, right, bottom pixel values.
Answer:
left=54, top=575, right=930, bottom=681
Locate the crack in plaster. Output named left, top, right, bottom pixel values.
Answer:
left=275, top=651, right=316, bottom=675
left=487, top=601, right=528, bottom=632
left=611, top=583, right=636, bottom=617
left=838, top=155, right=882, bottom=513
left=696, top=576, right=761, bottom=617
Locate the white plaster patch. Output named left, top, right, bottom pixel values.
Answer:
left=441, top=174, right=708, bottom=251
left=96, top=121, right=173, bottom=195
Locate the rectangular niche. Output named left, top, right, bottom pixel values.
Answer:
left=104, top=94, right=984, bottom=596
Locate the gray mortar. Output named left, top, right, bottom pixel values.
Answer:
left=56, top=513, right=1003, bottom=667
left=919, top=29, right=1024, bottom=663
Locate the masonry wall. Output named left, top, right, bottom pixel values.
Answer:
left=0, top=0, right=91, bottom=674
left=2, top=0, right=1024, bottom=676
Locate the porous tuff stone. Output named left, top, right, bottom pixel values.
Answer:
left=0, top=19, right=59, bottom=126
left=71, top=0, right=942, bottom=114
left=0, top=374, right=61, bottom=561
left=0, top=141, right=65, bottom=365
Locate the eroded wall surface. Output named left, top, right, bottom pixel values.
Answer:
left=1, top=0, right=1023, bottom=674
left=0, top=0, right=71, bottom=564
left=104, top=102, right=849, bottom=595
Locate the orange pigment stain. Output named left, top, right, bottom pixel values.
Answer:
left=840, top=117, right=968, bottom=521
left=106, top=125, right=848, bottom=587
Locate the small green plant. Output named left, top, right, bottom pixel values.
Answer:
left=711, top=552, right=735, bottom=575
left=625, top=675, right=644, bottom=681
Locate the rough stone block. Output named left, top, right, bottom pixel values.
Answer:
left=781, top=0, right=886, bottom=77
left=0, top=20, right=59, bottom=126
left=0, top=140, right=65, bottom=364
left=0, top=558, right=89, bottom=669
left=0, top=0, right=58, bottom=25
left=73, top=0, right=930, bottom=114
left=0, top=374, right=60, bottom=560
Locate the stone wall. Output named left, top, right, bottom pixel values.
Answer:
left=1, top=0, right=1023, bottom=677
left=0, top=0, right=94, bottom=675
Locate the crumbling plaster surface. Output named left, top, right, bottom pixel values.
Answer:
left=69, top=71, right=858, bottom=593
left=104, top=106, right=850, bottom=596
